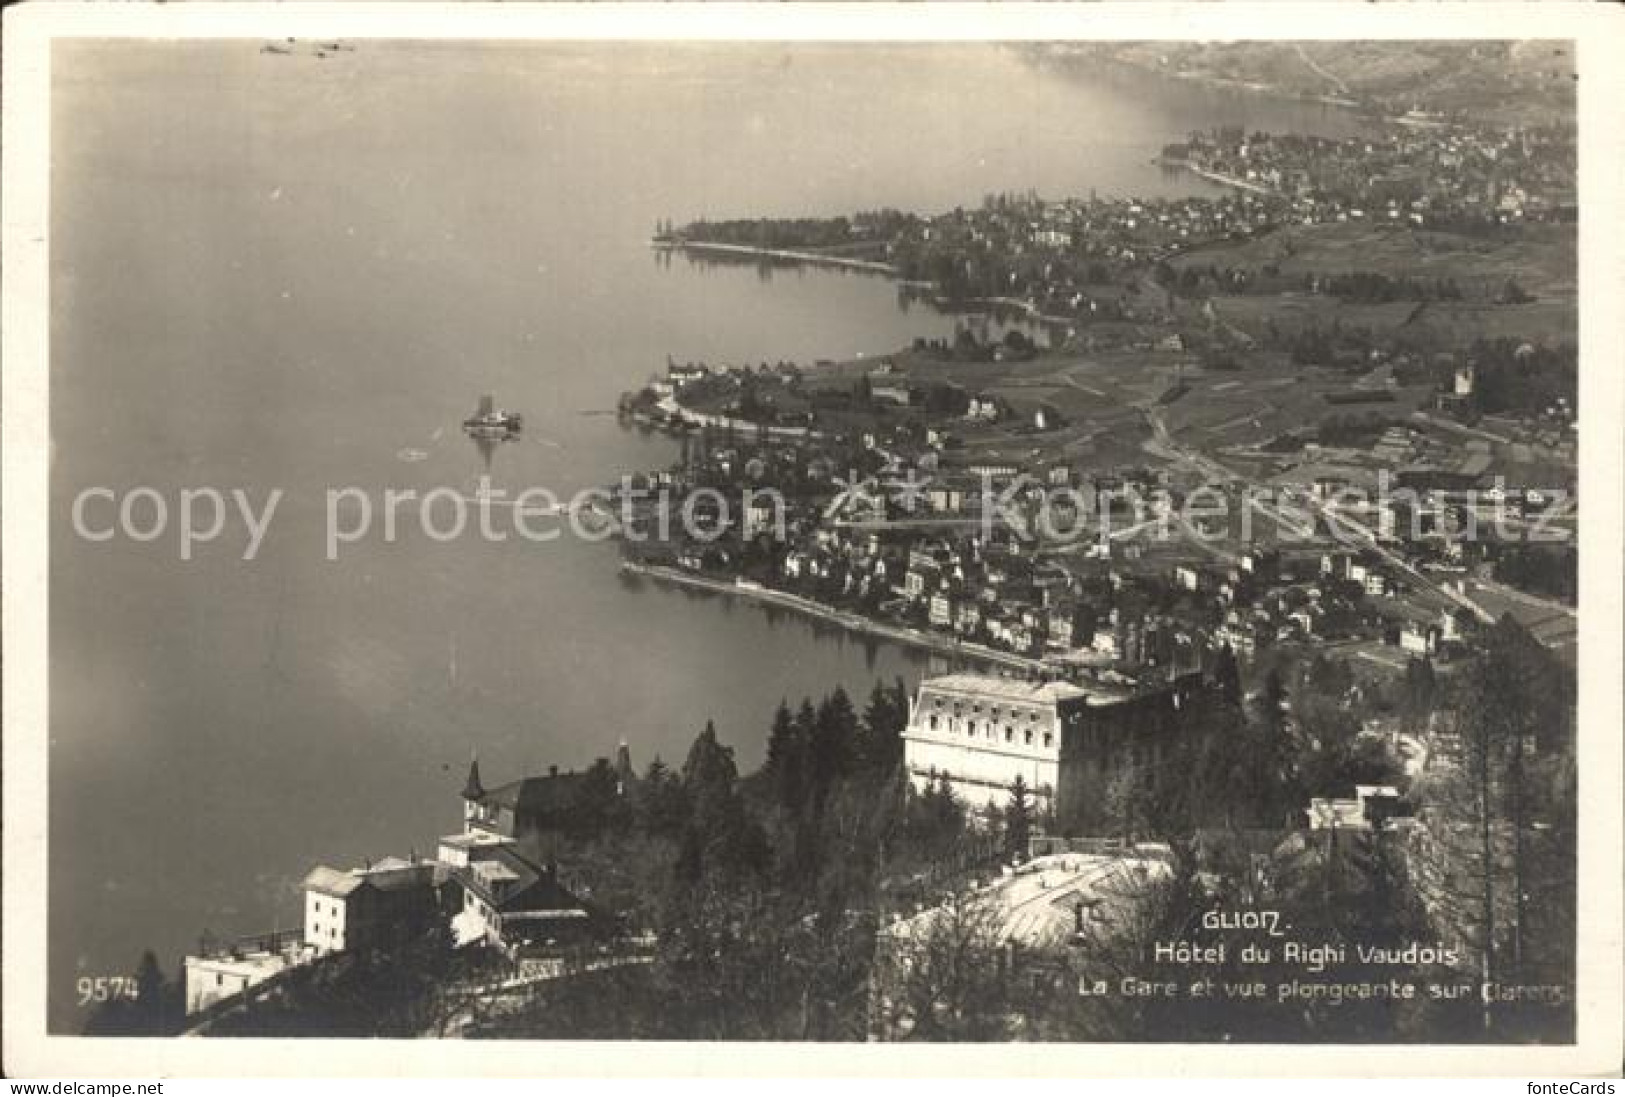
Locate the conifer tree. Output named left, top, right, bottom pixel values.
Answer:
left=859, top=679, right=909, bottom=775
left=764, top=699, right=804, bottom=810
left=1411, top=616, right=1576, bottom=1036
left=1004, top=775, right=1033, bottom=858
left=809, top=687, right=858, bottom=803
left=636, top=756, right=687, bottom=834
left=679, top=721, right=764, bottom=879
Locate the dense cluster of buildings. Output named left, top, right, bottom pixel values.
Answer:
left=622, top=302, right=1576, bottom=677
left=665, top=123, right=1575, bottom=333
left=652, top=415, right=1498, bottom=670
left=1166, top=124, right=1576, bottom=227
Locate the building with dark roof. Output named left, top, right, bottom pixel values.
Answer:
left=296, top=753, right=630, bottom=964
left=451, top=843, right=607, bottom=954
left=460, top=744, right=636, bottom=847
left=444, top=757, right=616, bottom=954
left=464, top=768, right=583, bottom=840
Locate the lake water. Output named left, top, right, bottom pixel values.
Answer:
left=48, top=40, right=1366, bottom=1030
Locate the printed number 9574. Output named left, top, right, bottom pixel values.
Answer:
left=77, top=975, right=139, bottom=1006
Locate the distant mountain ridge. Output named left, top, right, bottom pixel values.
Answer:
left=1027, top=41, right=1575, bottom=128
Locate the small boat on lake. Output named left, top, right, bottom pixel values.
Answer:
left=463, top=394, right=523, bottom=439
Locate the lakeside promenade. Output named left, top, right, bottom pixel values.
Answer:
left=657, top=238, right=901, bottom=276
left=620, top=560, right=1049, bottom=676
left=649, top=394, right=825, bottom=441
left=1156, top=157, right=1277, bottom=196
left=656, top=239, right=1075, bottom=327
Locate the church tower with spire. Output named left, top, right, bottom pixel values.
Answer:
left=462, top=751, right=486, bottom=830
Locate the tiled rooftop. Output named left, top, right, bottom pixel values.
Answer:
left=921, top=674, right=1088, bottom=705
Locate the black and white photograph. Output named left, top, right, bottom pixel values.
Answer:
left=3, top=2, right=1621, bottom=1078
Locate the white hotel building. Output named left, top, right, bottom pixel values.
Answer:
left=903, top=675, right=1090, bottom=816
left=902, top=672, right=1207, bottom=829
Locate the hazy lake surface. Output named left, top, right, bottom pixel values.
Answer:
left=49, top=40, right=1365, bottom=1029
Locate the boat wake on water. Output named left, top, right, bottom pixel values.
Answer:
left=461, top=487, right=565, bottom=516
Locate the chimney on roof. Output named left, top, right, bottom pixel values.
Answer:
left=548, top=764, right=559, bottom=778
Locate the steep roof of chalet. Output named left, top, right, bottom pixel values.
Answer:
left=305, top=860, right=445, bottom=899
left=456, top=845, right=597, bottom=918
left=477, top=773, right=584, bottom=820
left=303, top=866, right=367, bottom=899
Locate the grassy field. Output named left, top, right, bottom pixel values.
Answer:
left=1186, top=293, right=1574, bottom=359
left=1401, top=300, right=1576, bottom=347
left=1170, top=222, right=1577, bottom=302
left=1142, top=353, right=1432, bottom=450
left=1191, top=294, right=1418, bottom=340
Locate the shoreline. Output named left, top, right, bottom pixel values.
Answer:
left=656, top=239, right=1076, bottom=328
left=620, top=560, right=1050, bottom=676
left=1080, top=54, right=1368, bottom=115
left=655, top=238, right=901, bottom=277
left=1157, top=158, right=1277, bottom=196
left=1149, top=68, right=1476, bottom=130
left=624, top=396, right=826, bottom=442
left=652, top=394, right=825, bottom=440
left=1164, top=69, right=1362, bottom=111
